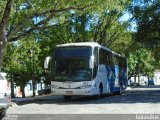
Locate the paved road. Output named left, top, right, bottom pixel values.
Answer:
left=4, top=86, right=160, bottom=120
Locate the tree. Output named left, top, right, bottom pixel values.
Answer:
left=129, top=0, right=160, bottom=72
left=0, top=0, right=131, bottom=69
left=128, top=48, right=155, bottom=83
left=3, top=38, right=42, bottom=98
left=130, top=0, right=160, bottom=49
left=41, top=9, right=132, bottom=50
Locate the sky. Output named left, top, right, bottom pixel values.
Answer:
left=120, top=12, right=137, bottom=32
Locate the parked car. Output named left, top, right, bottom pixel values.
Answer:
left=0, top=72, right=11, bottom=119
left=38, top=87, right=51, bottom=95
left=0, top=94, right=10, bottom=120
left=0, top=104, right=7, bottom=120
left=130, top=82, right=140, bottom=86
left=0, top=105, right=6, bottom=119
left=148, top=79, right=155, bottom=86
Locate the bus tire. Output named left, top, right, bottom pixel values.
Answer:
left=117, top=83, right=123, bottom=95
left=64, top=95, right=71, bottom=101
left=97, top=84, right=103, bottom=98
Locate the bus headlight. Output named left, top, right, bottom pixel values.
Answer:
left=80, top=85, right=91, bottom=89
left=52, top=85, right=59, bottom=89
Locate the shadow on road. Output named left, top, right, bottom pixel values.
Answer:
left=12, top=86, right=160, bottom=106
left=129, top=85, right=160, bottom=89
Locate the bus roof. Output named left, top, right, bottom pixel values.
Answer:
left=57, top=42, right=111, bottom=51
left=57, top=42, right=101, bottom=48
left=56, top=42, right=125, bottom=58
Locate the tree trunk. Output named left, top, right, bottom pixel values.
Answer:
left=0, top=34, right=7, bottom=70
left=134, top=75, right=136, bottom=82
left=11, top=75, right=15, bottom=98
left=0, top=0, right=13, bottom=69
left=32, top=80, right=35, bottom=97
left=138, top=65, right=140, bottom=84
left=21, top=85, right=26, bottom=98
left=81, top=13, right=87, bottom=42
left=0, top=42, right=4, bottom=70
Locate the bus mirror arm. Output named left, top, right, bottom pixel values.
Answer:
left=89, top=56, right=94, bottom=69
left=44, top=56, right=51, bottom=69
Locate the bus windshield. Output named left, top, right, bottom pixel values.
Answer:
left=53, top=46, right=92, bottom=81
left=54, top=46, right=92, bottom=58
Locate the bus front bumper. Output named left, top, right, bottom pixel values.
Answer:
left=51, top=88, right=95, bottom=96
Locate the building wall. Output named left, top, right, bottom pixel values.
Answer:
left=154, top=70, right=160, bottom=85
left=0, top=72, right=11, bottom=94
left=130, top=76, right=148, bottom=85
left=14, top=80, right=46, bottom=97
left=129, top=70, right=160, bottom=86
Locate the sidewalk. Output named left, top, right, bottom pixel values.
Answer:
left=11, top=94, right=63, bottom=103
left=126, top=86, right=133, bottom=90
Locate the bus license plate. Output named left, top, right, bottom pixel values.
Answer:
left=66, top=91, right=73, bottom=95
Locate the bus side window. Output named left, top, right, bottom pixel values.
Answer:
left=99, top=48, right=106, bottom=65
left=113, top=54, right=119, bottom=66
left=105, top=51, right=110, bottom=66
left=93, top=47, right=98, bottom=78
left=109, top=53, right=114, bottom=66
left=94, top=47, right=98, bottom=66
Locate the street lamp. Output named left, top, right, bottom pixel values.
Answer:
left=27, top=49, right=35, bottom=97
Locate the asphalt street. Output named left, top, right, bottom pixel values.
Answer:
left=4, top=86, right=160, bottom=120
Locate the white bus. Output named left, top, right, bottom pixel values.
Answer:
left=44, top=42, right=128, bottom=100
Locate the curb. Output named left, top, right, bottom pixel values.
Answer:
left=10, top=102, right=18, bottom=107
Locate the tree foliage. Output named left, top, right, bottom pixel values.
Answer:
left=129, top=0, right=160, bottom=74
left=128, top=48, right=155, bottom=78
left=130, top=0, right=160, bottom=48
left=3, top=37, right=42, bottom=97
left=0, top=0, right=134, bottom=97
left=0, top=0, right=131, bottom=68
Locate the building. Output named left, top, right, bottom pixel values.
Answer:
left=129, top=70, right=160, bottom=86
left=153, top=70, right=160, bottom=85
left=14, top=80, right=47, bottom=97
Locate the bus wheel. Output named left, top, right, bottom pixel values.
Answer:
left=64, top=95, right=71, bottom=101
left=117, top=84, right=123, bottom=95
left=97, top=84, right=103, bottom=98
